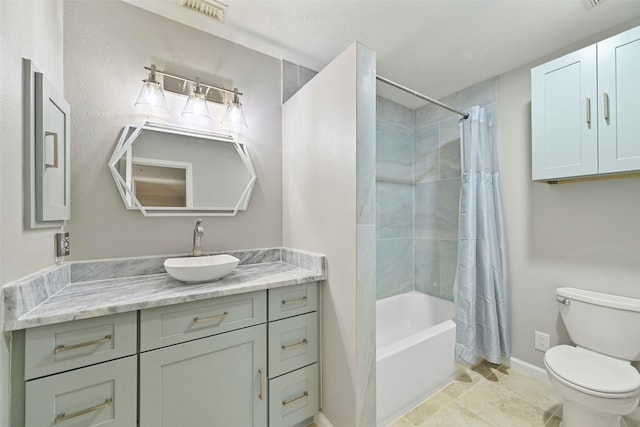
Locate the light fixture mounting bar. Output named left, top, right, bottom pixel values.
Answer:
left=144, top=65, right=242, bottom=105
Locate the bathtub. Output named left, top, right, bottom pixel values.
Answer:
left=376, top=291, right=456, bottom=426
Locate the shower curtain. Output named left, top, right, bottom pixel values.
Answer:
left=455, top=105, right=511, bottom=365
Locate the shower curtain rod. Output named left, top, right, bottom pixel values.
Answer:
left=376, top=75, right=470, bottom=120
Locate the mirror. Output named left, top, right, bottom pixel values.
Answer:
left=108, top=121, right=256, bottom=216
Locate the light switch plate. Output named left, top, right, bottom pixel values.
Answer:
left=55, top=232, right=70, bottom=257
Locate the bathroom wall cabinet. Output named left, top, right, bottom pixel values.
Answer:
left=12, top=283, right=319, bottom=427
left=531, top=25, right=640, bottom=181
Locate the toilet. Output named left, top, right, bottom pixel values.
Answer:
left=544, top=287, right=640, bottom=427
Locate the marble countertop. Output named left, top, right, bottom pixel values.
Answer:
left=3, top=248, right=326, bottom=331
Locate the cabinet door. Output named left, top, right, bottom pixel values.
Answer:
left=598, top=26, right=640, bottom=174
left=531, top=45, right=598, bottom=180
left=140, top=324, right=267, bottom=427
left=25, top=356, right=136, bottom=427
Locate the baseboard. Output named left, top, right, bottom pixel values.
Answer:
left=314, top=411, right=334, bottom=427
left=506, top=356, right=549, bottom=383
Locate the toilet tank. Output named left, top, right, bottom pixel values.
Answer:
left=556, top=287, right=640, bottom=361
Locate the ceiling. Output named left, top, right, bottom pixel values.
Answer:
left=123, top=0, right=640, bottom=108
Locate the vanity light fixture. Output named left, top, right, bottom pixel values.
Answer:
left=221, top=88, right=248, bottom=128
left=136, top=64, right=247, bottom=127
left=135, top=64, right=169, bottom=113
left=182, top=78, right=212, bottom=120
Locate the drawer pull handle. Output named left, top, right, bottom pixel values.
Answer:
left=44, top=131, right=59, bottom=168
left=258, top=368, right=265, bottom=400
left=603, top=92, right=610, bottom=123
left=282, top=391, right=309, bottom=407
left=282, top=296, right=307, bottom=305
left=54, top=398, right=112, bottom=424
left=282, top=339, right=308, bottom=351
left=54, top=335, right=112, bottom=354
left=586, top=97, right=591, bottom=127
left=193, top=312, right=228, bottom=323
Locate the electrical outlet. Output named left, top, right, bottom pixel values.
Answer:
left=535, top=331, right=550, bottom=352
left=56, top=232, right=70, bottom=257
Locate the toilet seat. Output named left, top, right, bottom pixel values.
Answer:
left=544, top=345, right=640, bottom=398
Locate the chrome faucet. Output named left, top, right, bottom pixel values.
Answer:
left=193, top=219, right=204, bottom=257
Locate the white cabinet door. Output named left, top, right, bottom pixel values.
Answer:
left=531, top=45, right=598, bottom=180
left=598, top=26, right=640, bottom=174
left=139, top=324, right=267, bottom=427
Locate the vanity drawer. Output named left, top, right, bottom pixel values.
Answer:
left=269, top=363, right=319, bottom=427
left=24, top=312, right=137, bottom=380
left=268, top=282, right=318, bottom=321
left=268, top=312, right=318, bottom=378
left=140, top=290, right=267, bottom=351
left=25, top=355, right=137, bottom=427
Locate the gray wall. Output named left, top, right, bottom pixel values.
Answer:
left=498, top=20, right=640, bottom=368
left=64, top=1, right=283, bottom=260
left=0, top=1, right=65, bottom=425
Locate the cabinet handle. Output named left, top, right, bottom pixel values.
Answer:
left=603, top=92, right=610, bottom=123
left=44, top=131, right=59, bottom=169
left=281, top=296, right=307, bottom=305
left=54, top=398, right=112, bottom=424
left=281, top=339, right=308, bottom=351
left=54, top=335, right=112, bottom=354
left=258, top=368, right=265, bottom=400
left=282, top=391, right=309, bottom=407
left=586, top=97, right=591, bottom=127
left=193, top=312, right=228, bottom=323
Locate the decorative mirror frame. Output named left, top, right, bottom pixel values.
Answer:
left=108, top=121, right=256, bottom=216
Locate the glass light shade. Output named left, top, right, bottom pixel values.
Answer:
left=182, top=92, right=212, bottom=121
left=221, top=100, right=248, bottom=128
left=135, top=80, right=168, bottom=112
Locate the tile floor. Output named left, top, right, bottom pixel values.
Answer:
left=388, top=361, right=640, bottom=427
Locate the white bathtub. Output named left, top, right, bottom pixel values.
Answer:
left=376, top=291, right=456, bottom=426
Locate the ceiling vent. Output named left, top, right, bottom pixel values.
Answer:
left=179, top=0, right=228, bottom=21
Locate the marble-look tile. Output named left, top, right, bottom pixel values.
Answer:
left=357, top=49, right=376, bottom=227
left=377, top=119, right=414, bottom=183
left=415, top=92, right=461, bottom=128
left=418, top=402, right=495, bottom=427
left=376, top=238, right=413, bottom=300
left=356, top=224, right=376, bottom=426
left=414, top=124, right=439, bottom=183
left=388, top=416, right=414, bottom=427
left=377, top=182, right=414, bottom=239
left=441, top=364, right=487, bottom=400
left=625, top=417, right=640, bottom=427
left=439, top=240, right=458, bottom=301
left=439, top=117, right=460, bottom=145
left=460, top=77, right=498, bottom=110
left=415, top=179, right=460, bottom=240
left=377, top=96, right=414, bottom=128
left=456, top=380, right=554, bottom=427
left=414, top=238, right=439, bottom=297
left=404, top=392, right=454, bottom=425
left=492, top=367, right=561, bottom=415
left=440, top=137, right=461, bottom=180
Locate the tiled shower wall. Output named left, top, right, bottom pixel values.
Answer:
left=376, top=77, right=498, bottom=301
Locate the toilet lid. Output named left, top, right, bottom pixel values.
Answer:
left=545, top=345, right=640, bottom=394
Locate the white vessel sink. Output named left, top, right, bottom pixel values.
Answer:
left=164, top=254, right=240, bottom=283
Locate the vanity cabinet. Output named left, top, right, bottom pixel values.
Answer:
left=19, top=312, right=138, bottom=427
left=531, top=25, right=640, bottom=181
left=14, top=283, right=320, bottom=427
